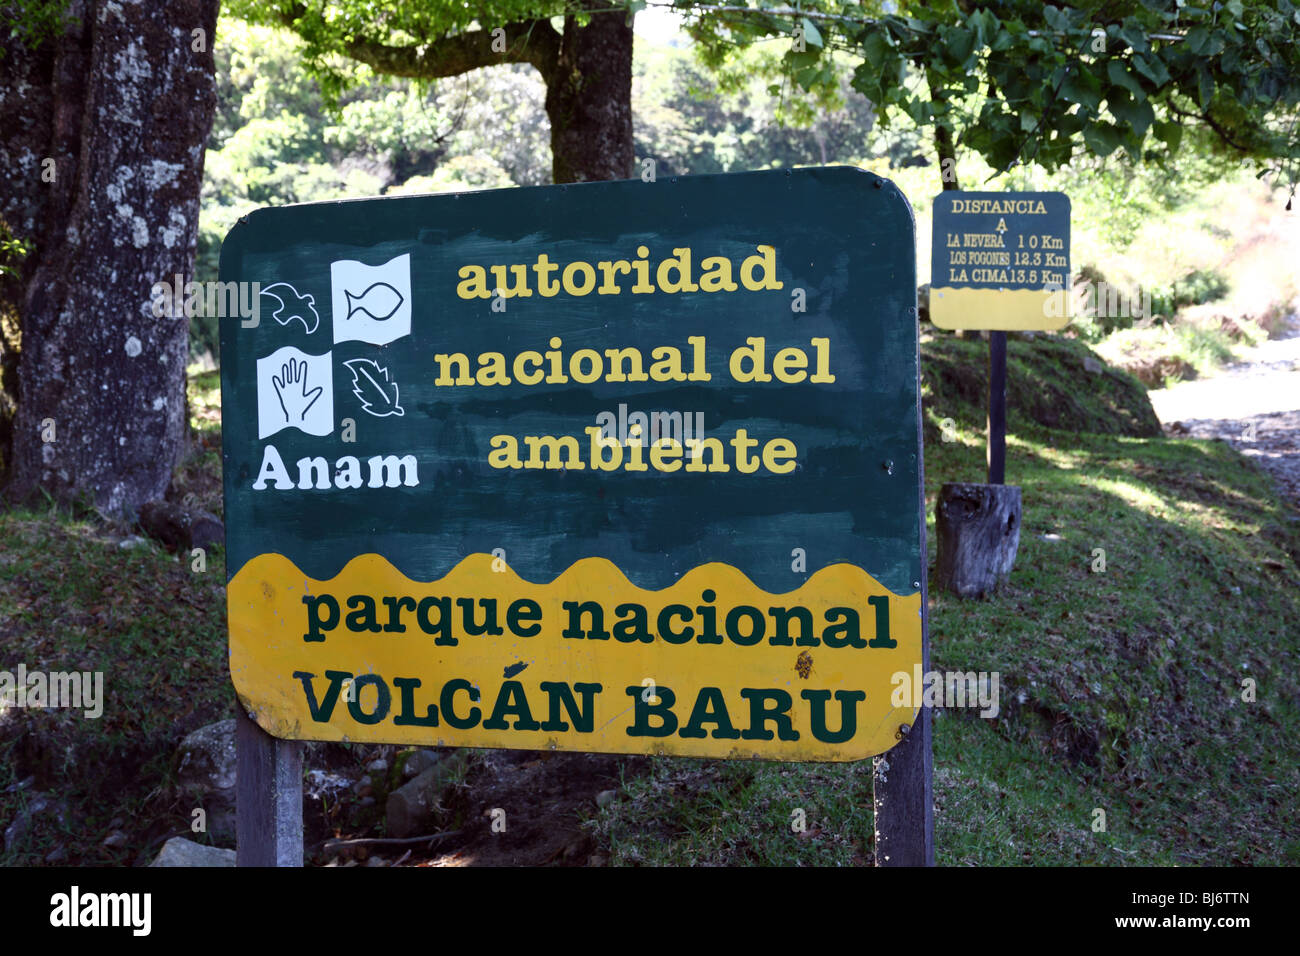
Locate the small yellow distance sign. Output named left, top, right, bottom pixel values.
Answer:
left=929, top=191, right=1072, bottom=331
left=229, top=553, right=922, bottom=762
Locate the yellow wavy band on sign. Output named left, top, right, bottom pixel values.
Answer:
left=228, top=553, right=922, bottom=761
left=930, top=286, right=1072, bottom=331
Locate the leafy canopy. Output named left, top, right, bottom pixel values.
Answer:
left=224, top=1, right=592, bottom=102
left=673, top=0, right=1300, bottom=184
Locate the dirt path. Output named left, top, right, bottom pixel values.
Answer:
left=1148, top=316, right=1300, bottom=512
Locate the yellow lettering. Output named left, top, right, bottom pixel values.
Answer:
left=587, top=426, right=624, bottom=471
left=533, top=254, right=561, bottom=297
left=631, top=246, right=654, bottom=294
left=604, top=346, right=647, bottom=382
left=475, top=352, right=511, bottom=386
left=740, top=244, right=782, bottom=291
left=456, top=265, right=491, bottom=300
left=523, top=435, right=584, bottom=470
left=655, top=248, right=698, bottom=293
left=729, top=337, right=771, bottom=383
left=597, top=260, right=631, bottom=295
left=562, top=261, right=597, bottom=296
left=762, top=438, right=798, bottom=474
left=513, top=350, right=544, bottom=386
left=698, top=256, right=737, bottom=293
left=772, top=347, right=807, bottom=383
left=435, top=353, right=474, bottom=386
left=650, top=438, right=683, bottom=472
left=488, top=435, right=521, bottom=469
left=569, top=348, right=603, bottom=383
left=684, top=437, right=730, bottom=473
left=488, top=264, right=531, bottom=297
left=649, top=346, right=688, bottom=382
left=809, top=337, right=835, bottom=383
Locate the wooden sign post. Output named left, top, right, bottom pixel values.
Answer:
left=221, top=167, right=931, bottom=865
left=234, top=708, right=302, bottom=866
left=929, top=191, right=1071, bottom=595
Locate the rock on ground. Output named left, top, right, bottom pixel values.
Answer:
left=150, top=837, right=236, bottom=867
left=386, top=752, right=467, bottom=838
left=3, top=792, right=69, bottom=853
left=174, top=718, right=237, bottom=844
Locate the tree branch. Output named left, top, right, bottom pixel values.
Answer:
left=271, top=4, right=562, bottom=81
left=1166, top=101, right=1254, bottom=154
left=343, top=20, right=562, bottom=81
left=928, top=69, right=960, bottom=192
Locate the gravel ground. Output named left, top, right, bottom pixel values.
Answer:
left=1149, top=316, right=1300, bottom=514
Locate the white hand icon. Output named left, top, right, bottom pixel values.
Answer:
left=271, top=358, right=324, bottom=424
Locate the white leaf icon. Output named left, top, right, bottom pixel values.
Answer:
left=342, top=358, right=404, bottom=418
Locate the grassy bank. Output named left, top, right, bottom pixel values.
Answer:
left=3, top=347, right=1297, bottom=866
left=0, top=512, right=231, bottom=865
left=588, top=340, right=1300, bottom=866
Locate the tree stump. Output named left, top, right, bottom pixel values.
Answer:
left=935, top=483, right=1021, bottom=598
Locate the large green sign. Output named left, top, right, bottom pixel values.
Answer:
left=220, top=166, right=924, bottom=760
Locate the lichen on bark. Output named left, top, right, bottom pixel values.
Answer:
left=0, top=0, right=221, bottom=516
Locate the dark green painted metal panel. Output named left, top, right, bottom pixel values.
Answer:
left=932, top=190, right=1071, bottom=290
left=220, top=166, right=921, bottom=595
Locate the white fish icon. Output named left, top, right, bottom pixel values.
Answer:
left=330, top=253, right=412, bottom=346
left=344, top=281, right=404, bottom=322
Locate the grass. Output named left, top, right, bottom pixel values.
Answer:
left=0, top=510, right=233, bottom=865
left=3, top=350, right=1298, bottom=866
left=591, top=756, right=873, bottom=866
left=921, top=419, right=1300, bottom=865
left=1094, top=312, right=1278, bottom=388
left=921, top=333, right=1161, bottom=439
left=178, top=367, right=224, bottom=517
left=585, top=362, right=1300, bottom=866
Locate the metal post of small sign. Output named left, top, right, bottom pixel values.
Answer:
left=236, top=708, right=303, bottom=866
left=987, top=331, right=1007, bottom=484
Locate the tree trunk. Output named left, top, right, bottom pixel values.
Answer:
left=0, top=0, right=220, bottom=516
left=935, top=482, right=1022, bottom=598
left=545, top=7, right=635, bottom=183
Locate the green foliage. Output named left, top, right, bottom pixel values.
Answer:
left=196, top=17, right=558, bottom=356
left=678, top=1, right=1300, bottom=184
left=922, top=334, right=1162, bottom=438
left=0, top=0, right=73, bottom=55
left=224, top=0, right=580, bottom=105
left=590, top=411, right=1300, bottom=865
left=388, top=155, right=517, bottom=195
left=1068, top=263, right=1230, bottom=344
left=0, top=505, right=231, bottom=866
left=0, top=221, right=31, bottom=280
left=1042, top=134, right=1223, bottom=250
left=634, top=43, right=885, bottom=175
left=1146, top=266, right=1231, bottom=315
